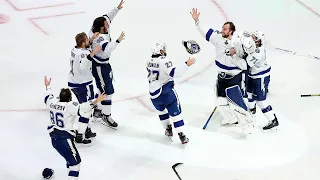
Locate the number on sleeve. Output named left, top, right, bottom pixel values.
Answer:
left=49, top=111, right=65, bottom=128
left=97, top=37, right=104, bottom=43
left=70, top=59, right=74, bottom=76
left=165, top=61, right=172, bottom=68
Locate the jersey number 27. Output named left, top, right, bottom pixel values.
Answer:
left=147, top=69, right=159, bottom=83
left=50, top=111, right=65, bottom=128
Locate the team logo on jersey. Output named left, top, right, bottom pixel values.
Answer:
left=81, top=54, right=85, bottom=58
left=73, top=102, right=79, bottom=106
left=255, top=49, right=260, bottom=53
left=225, top=40, right=228, bottom=45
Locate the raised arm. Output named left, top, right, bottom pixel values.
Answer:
left=95, top=32, right=125, bottom=57
left=103, top=0, right=125, bottom=22
left=190, top=8, right=220, bottom=46
left=162, top=57, right=196, bottom=78
left=68, top=93, right=107, bottom=118
left=44, top=76, right=55, bottom=106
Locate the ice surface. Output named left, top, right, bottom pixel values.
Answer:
left=0, top=0, right=319, bottom=179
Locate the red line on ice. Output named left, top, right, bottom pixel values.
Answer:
left=295, top=0, right=320, bottom=17
left=28, top=12, right=85, bottom=35
left=0, top=0, right=228, bottom=113
left=4, top=0, right=73, bottom=11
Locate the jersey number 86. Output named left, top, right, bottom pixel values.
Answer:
left=50, top=111, right=64, bottom=128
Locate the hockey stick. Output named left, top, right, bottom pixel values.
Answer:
left=265, top=40, right=320, bottom=60
left=172, top=163, right=183, bottom=180
left=301, top=94, right=320, bottom=97
left=273, top=47, right=320, bottom=60
left=202, top=106, right=217, bottom=129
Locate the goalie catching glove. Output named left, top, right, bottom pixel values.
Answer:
left=182, top=40, right=201, bottom=54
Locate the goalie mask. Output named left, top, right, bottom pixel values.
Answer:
left=182, top=40, right=201, bottom=54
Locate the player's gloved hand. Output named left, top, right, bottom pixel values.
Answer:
left=117, top=31, right=125, bottom=43
left=182, top=40, right=201, bottom=54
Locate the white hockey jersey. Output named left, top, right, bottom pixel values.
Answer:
left=146, top=55, right=188, bottom=99
left=195, top=21, right=247, bottom=76
left=44, top=88, right=81, bottom=137
left=246, top=45, right=271, bottom=79
left=88, top=7, right=120, bottom=41
left=89, top=7, right=120, bottom=64
left=68, top=47, right=93, bottom=88
left=91, top=34, right=119, bottom=64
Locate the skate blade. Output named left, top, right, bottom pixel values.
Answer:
left=263, top=126, right=280, bottom=132
left=86, top=136, right=97, bottom=140
left=101, top=121, right=118, bottom=130
left=167, top=136, right=173, bottom=142
left=75, top=142, right=92, bottom=148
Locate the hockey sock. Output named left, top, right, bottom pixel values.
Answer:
left=248, top=99, right=256, bottom=110
left=68, top=164, right=80, bottom=180
left=101, top=94, right=112, bottom=115
left=158, top=109, right=170, bottom=129
left=257, top=101, right=275, bottom=121
left=172, top=114, right=184, bottom=133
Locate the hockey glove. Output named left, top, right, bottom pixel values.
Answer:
left=182, top=40, right=201, bottom=54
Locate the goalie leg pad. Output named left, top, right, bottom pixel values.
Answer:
left=226, top=85, right=255, bottom=134
left=216, top=97, right=236, bottom=124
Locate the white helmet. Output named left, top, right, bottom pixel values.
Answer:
left=151, top=41, right=167, bottom=55
left=241, top=36, right=256, bottom=54
left=251, top=30, right=265, bottom=43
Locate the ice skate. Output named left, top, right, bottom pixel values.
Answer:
left=75, top=132, right=91, bottom=146
left=263, top=116, right=279, bottom=132
left=101, top=114, right=118, bottom=129
left=85, top=127, right=96, bottom=139
left=178, top=132, right=189, bottom=145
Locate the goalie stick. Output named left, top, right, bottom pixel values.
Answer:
left=172, top=163, right=183, bottom=180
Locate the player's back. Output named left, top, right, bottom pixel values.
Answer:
left=147, top=55, right=174, bottom=95
left=47, top=97, right=78, bottom=137
left=68, top=47, right=92, bottom=86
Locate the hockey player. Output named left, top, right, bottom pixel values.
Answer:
left=246, top=31, right=279, bottom=131
left=68, top=32, right=103, bottom=144
left=88, top=0, right=126, bottom=128
left=147, top=41, right=196, bottom=144
left=190, top=8, right=254, bottom=135
left=44, top=76, right=106, bottom=180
